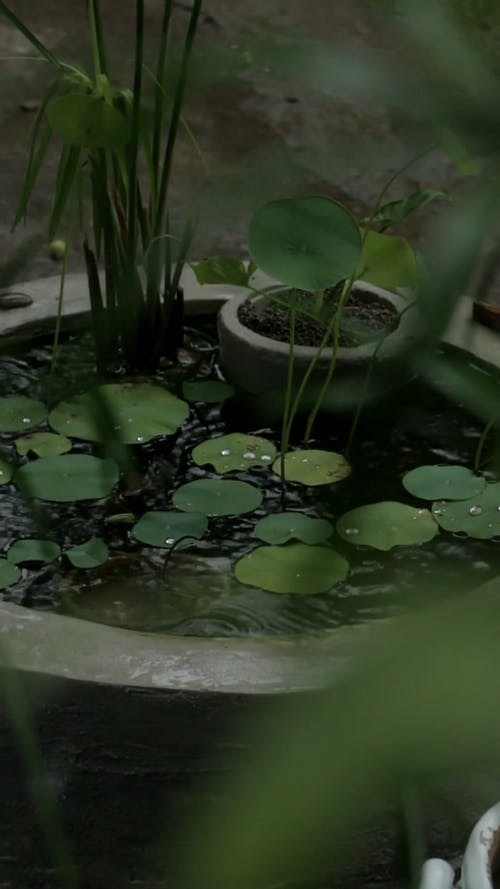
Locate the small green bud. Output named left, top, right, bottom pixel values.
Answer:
left=49, top=239, right=67, bottom=260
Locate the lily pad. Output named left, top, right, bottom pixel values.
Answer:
left=337, top=501, right=439, bottom=550
left=132, top=511, right=208, bottom=548
left=431, top=482, right=500, bottom=539
left=0, top=396, right=47, bottom=432
left=49, top=383, right=189, bottom=444
left=7, top=539, right=61, bottom=565
left=15, top=432, right=72, bottom=458
left=0, top=457, right=13, bottom=485
left=15, top=455, right=119, bottom=501
left=248, top=196, right=362, bottom=291
left=402, top=465, right=486, bottom=501
left=273, top=450, right=351, bottom=485
left=192, top=434, right=277, bottom=473
left=254, top=513, right=333, bottom=545
left=182, top=380, right=235, bottom=403
left=65, top=538, right=109, bottom=569
left=0, top=559, right=21, bottom=590
left=234, top=543, right=349, bottom=594
left=173, top=479, right=262, bottom=516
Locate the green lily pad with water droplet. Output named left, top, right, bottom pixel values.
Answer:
left=254, top=512, right=333, bottom=545
left=15, top=431, right=72, bottom=458
left=337, top=501, right=438, bottom=550
left=0, top=457, right=13, bottom=485
left=402, top=464, right=486, bottom=501
left=273, top=450, right=351, bottom=486
left=15, top=455, right=119, bottom=501
left=49, top=383, right=189, bottom=444
left=65, top=537, right=109, bottom=569
left=182, top=380, right=235, bottom=403
left=234, top=543, right=349, bottom=594
left=0, top=559, right=21, bottom=590
left=173, top=479, right=262, bottom=516
left=132, top=511, right=208, bottom=548
left=431, top=482, right=500, bottom=539
left=0, top=396, right=47, bottom=432
left=7, top=538, right=61, bottom=565
left=192, top=434, right=276, bottom=473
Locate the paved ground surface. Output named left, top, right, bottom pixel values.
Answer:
left=0, top=2, right=499, bottom=887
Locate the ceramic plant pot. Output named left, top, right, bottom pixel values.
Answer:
left=419, top=801, right=500, bottom=889
left=217, top=280, right=419, bottom=397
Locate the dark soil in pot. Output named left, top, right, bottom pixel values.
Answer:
left=238, top=287, right=400, bottom=347
left=1, top=324, right=500, bottom=638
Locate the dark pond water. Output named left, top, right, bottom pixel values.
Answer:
left=1, top=324, right=500, bottom=637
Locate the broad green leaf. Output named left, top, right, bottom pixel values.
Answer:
left=192, top=257, right=250, bottom=286
left=192, top=434, right=276, bottom=473
left=337, top=501, right=439, bottom=550
left=104, top=513, right=135, bottom=525
left=65, top=537, right=109, bottom=569
left=402, top=465, right=486, bottom=501
left=0, top=396, right=47, bottom=432
left=234, top=543, right=349, bottom=594
left=47, top=94, right=129, bottom=148
left=0, top=458, right=13, bottom=485
left=254, top=513, right=333, bottom=545
left=7, top=539, right=60, bottom=565
left=182, top=380, right=235, bottom=403
left=15, top=455, right=119, bottom=502
left=248, top=196, right=362, bottom=291
left=0, top=559, right=21, bottom=590
left=132, top=511, right=208, bottom=548
left=273, top=450, right=351, bottom=486
left=173, top=479, right=262, bottom=516
left=358, top=229, right=417, bottom=290
left=49, top=383, right=189, bottom=444
left=431, top=483, right=500, bottom=539
left=15, top=432, right=72, bottom=458
left=370, top=189, right=447, bottom=233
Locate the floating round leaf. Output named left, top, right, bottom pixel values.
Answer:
left=192, top=434, right=276, bottom=473
left=254, top=513, right=333, bottom=545
left=49, top=383, right=189, bottom=444
left=0, top=396, right=47, bottom=432
left=0, top=457, right=13, bottom=485
left=7, top=539, right=60, bottom=565
left=234, top=543, right=349, bottom=595
left=182, top=380, right=235, bottom=403
left=173, top=479, right=262, bottom=516
left=15, top=455, right=119, bottom=501
left=132, top=511, right=208, bottom=548
left=402, top=464, right=486, bottom=501
left=337, top=501, right=438, bottom=550
left=15, top=432, right=72, bottom=458
left=249, top=196, right=362, bottom=291
left=65, top=538, right=109, bottom=569
left=273, top=450, right=351, bottom=486
left=431, top=482, right=500, bottom=539
left=0, top=559, right=21, bottom=590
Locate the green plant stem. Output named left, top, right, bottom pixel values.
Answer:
left=50, top=244, right=68, bottom=376
left=0, top=1, right=64, bottom=70
left=88, top=0, right=107, bottom=78
left=280, top=289, right=297, bottom=481
left=474, top=414, right=499, bottom=472
left=151, top=1, right=173, bottom=204
left=127, top=0, right=145, bottom=251
left=400, top=782, right=425, bottom=889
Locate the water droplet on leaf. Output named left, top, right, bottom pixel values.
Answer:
left=469, top=505, right=482, bottom=516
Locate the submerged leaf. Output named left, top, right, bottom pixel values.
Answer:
left=15, top=455, right=119, bottom=502
left=15, top=431, right=72, bottom=458
left=337, top=501, right=439, bottom=550
left=0, top=559, right=21, bottom=590
left=254, top=513, right=333, bottom=545
left=49, top=383, right=189, bottom=444
left=192, top=434, right=276, bottom=472
left=273, top=450, right=351, bottom=486
left=182, top=380, right=235, bottom=403
left=431, top=482, right=500, bottom=539
left=0, top=396, right=47, bottom=432
left=0, top=457, right=13, bottom=485
left=402, top=464, right=486, bottom=501
left=65, top=538, right=109, bottom=569
left=132, top=511, right=208, bottom=548
left=7, top=539, right=60, bottom=565
left=234, top=543, right=349, bottom=594
left=173, top=479, right=262, bottom=516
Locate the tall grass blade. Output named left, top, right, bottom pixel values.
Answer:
left=49, top=146, right=82, bottom=240
left=0, top=1, right=64, bottom=70
left=13, top=79, right=60, bottom=228
left=127, top=0, right=145, bottom=252
left=87, top=0, right=107, bottom=76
